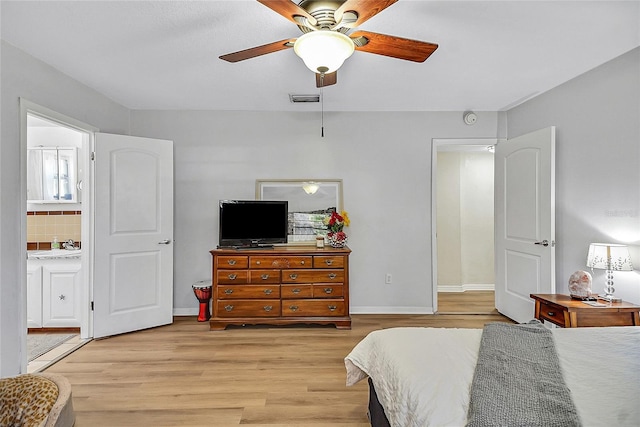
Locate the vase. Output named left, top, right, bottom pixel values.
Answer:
left=327, top=233, right=347, bottom=248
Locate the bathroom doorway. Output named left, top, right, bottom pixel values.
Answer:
left=22, top=100, right=97, bottom=372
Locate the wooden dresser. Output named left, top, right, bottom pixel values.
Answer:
left=210, top=246, right=351, bottom=331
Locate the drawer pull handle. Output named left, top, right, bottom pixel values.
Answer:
left=224, top=289, right=234, bottom=295
left=547, top=312, right=555, bottom=316
left=325, top=259, right=334, bottom=266
left=228, top=274, right=237, bottom=280
left=59, top=294, right=66, bottom=300
left=289, top=273, right=298, bottom=280
left=263, top=305, right=273, bottom=312
left=224, top=305, right=234, bottom=312
left=301, top=260, right=305, bottom=265
left=292, top=288, right=301, bottom=294
left=328, top=305, right=337, bottom=311
left=328, top=273, right=337, bottom=280
left=263, top=289, right=273, bottom=295
left=261, top=274, right=270, bottom=280
left=289, top=305, right=299, bottom=312
left=256, top=261, right=261, bottom=265
left=324, top=287, right=333, bottom=294
left=227, top=259, right=237, bottom=266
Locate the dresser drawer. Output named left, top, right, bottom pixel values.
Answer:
left=216, top=256, right=249, bottom=269
left=283, top=299, right=345, bottom=317
left=216, top=299, right=281, bottom=317
left=538, top=301, right=566, bottom=326
left=313, top=256, right=344, bottom=269
left=250, top=256, right=312, bottom=269
left=312, top=284, right=344, bottom=298
left=249, top=269, right=280, bottom=283
left=217, top=285, right=280, bottom=299
left=282, top=269, right=344, bottom=283
left=281, top=284, right=313, bottom=298
left=217, top=270, right=249, bottom=284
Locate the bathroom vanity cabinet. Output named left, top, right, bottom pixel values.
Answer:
left=27, top=258, right=82, bottom=328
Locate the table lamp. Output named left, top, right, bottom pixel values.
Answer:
left=586, top=243, right=633, bottom=302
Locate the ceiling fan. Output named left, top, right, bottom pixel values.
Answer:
left=219, top=0, right=439, bottom=87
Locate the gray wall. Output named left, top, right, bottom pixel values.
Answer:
left=129, top=110, right=500, bottom=313
left=507, top=47, right=640, bottom=302
left=0, top=41, right=130, bottom=376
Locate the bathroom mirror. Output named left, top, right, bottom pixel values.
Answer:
left=256, top=179, right=343, bottom=244
left=27, top=147, right=78, bottom=203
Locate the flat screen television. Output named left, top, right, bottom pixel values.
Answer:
left=219, top=200, right=288, bottom=248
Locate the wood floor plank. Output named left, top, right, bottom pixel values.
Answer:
left=437, top=290, right=496, bottom=314
left=45, top=303, right=513, bottom=426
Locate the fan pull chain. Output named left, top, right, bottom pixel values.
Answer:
left=320, top=73, right=325, bottom=138
left=318, top=66, right=328, bottom=138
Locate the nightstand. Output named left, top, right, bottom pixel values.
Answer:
left=530, top=294, right=640, bottom=327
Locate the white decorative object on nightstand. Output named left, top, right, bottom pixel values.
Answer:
left=568, top=270, right=593, bottom=300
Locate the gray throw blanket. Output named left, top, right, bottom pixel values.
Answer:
left=466, top=321, right=581, bottom=427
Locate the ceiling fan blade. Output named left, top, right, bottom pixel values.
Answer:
left=257, top=0, right=317, bottom=26
left=334, top=0, right=398, bottom=28
left=351, top=30, right=438, bottom=62
left=219, top=39, right=295, bottom=63
left=316, top=71, right=337, bottom=87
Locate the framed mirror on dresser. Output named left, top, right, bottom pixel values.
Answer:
left=256, top=179, right=343, bottom=244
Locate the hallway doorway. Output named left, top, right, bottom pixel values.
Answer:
left=431, top=139, right=498, bottom=314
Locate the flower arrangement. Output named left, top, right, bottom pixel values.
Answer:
left=325, top=210, right=350, bottom=248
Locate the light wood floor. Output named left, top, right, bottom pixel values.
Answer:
left=45, top=307, right=512, bottom=426
left=437, top=290, right=496, bottom=314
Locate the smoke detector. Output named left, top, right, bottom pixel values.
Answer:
left=463, top=111, right=477, bottom=125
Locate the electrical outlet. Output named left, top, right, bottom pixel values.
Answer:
left=385, top=273, right=392, bottom=284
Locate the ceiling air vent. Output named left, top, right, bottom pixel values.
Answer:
left=289, top=94, right=320, bottom=103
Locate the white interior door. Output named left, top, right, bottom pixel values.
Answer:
left=495, top=127, right=555, bottom=323
left=93, top=133, right=174, bottom=338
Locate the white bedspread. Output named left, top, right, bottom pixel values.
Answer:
left=345, top=326, right=640, bottom=427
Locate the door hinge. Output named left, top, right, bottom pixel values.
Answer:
left=90, top=152, right=95, bottom=161
left=90, top=301, right=94, bottom=311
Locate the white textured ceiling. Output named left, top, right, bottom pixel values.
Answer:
left=2, top=0, right=639, bottom=112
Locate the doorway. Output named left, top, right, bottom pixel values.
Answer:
left=21, top=99, right=97, bottom=372
left=431, top=139, right=498, bottom=314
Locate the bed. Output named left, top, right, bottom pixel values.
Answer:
left=345, top=323, right=640, bottom=427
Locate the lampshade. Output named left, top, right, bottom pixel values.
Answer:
left=294, top=31, right=355, bottom=74
left=586, top=243, right=633, bottom=271
left=302, top=182, right=319, bottom=195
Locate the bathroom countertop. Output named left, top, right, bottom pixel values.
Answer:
left=27, top=249, right=82, bottom=260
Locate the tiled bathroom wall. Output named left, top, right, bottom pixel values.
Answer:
left=27, top=210, right=81, bottom=250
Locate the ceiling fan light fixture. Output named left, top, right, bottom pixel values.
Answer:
left=294, top=31, right=355, bottom=74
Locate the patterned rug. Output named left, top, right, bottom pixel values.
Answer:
left=27, top=334, right=76, bottom=361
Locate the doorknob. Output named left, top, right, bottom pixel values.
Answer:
left=158, top=239, right=172, bottom=245
left=534, top=240, right=549, bottom=247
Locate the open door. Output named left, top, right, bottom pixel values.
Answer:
left=495, top=127, right=555, bottom=323
left=93, top=133, right=174, bottom=338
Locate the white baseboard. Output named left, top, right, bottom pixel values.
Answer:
left=438, top=283, right=495, bottom=293
left=350, top=306, right=435, bottom=315
left=174, top=307, right=437, bottom=316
